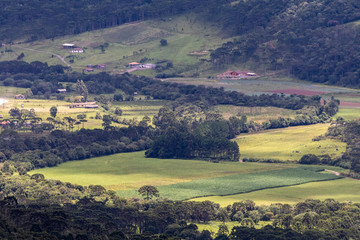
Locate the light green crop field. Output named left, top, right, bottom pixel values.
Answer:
left=214, top=105, right=296, bottom=123
left=236, top=124, right=346, bottom=161
left=195, top=178, right=360, bottom=206
left=336, top=107, right=360, bottom=121
left=119, top=166, right=341, bottom=200
left=29, top=151, right=295, bottom=191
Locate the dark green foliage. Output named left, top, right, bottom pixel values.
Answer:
left=0, top=127, right=153, bottom=173
left=208, top=0, right=360, bottom=87
left=326, top=119, right=360, bottom=175
left=299, top=154, right=321, bottom=165
left=0, top=0, right=217, bottom=41
left=146, top=108, right=240, bottom=161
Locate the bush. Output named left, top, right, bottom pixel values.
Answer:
left=299, top=154, right=321, bottom=165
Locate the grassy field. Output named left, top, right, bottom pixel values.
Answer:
left=195, top=178, right=360, bottom=206
left=236, top=124, right=346, bottom=161
left=2, top=15, right=228, bottom=77
left=29, top=151, right=297, bottom=191
left=214, top=105, right=296, bottom=123
left=119, top=166, right=341, bottom=200
left=0, top=96, right=166, bottom=129
left=335, top=107, right=360, bottom=121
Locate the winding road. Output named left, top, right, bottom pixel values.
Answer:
left=11, top=44, right=72, bottom=67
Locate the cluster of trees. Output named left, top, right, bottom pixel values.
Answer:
left=0, top=126, right=152, bottom=174
left=0, top=175, right=358, bottom=240
left=325, top=119, right=360, bottom=176
left=145, top=96, right=340, bottom=161
left=208, top=0, right=360, bottom=87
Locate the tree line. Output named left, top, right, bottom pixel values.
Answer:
left=0, top=60, right=322, bottom=110
left=0, top=171, right=358, bottom=240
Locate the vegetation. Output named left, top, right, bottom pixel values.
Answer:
left=121, top=166, right=341, bottom=201
left=29, top=151, right=292, bottom=190
left=237, top=124, right=346, bottom=161
left=196, top=178, right=360, bottom=206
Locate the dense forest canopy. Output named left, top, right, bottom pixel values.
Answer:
left=0, top=0, right=227, bottom=40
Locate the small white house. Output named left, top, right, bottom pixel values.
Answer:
left=71, top=48, right=84, bottom=53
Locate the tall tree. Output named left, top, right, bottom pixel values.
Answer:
left=76, top=80, right=88, bottom=102
left=50, top=106, right=58, bottom=118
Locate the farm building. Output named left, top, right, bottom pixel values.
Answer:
left=139, top=63, right=156, bottom=69
left=0, top=121, right=10, bottom=126
left=56, top=89, right=67, bottom=93
left=69, top=102, right=98, bottom=108
left=62, top=43, right=75, bottom=48
left=14, top=94, right=25, bottom=99
left=128, top=62, right=140, bottom=68
left=71, top=48, right=84, bottom=53
left=83, top=68, right=94, bottom=73
left=217, top=70, right=258, bottom=79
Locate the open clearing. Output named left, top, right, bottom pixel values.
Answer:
left=29, top=151, right=293, bottom=191
left=195, top=178, right=360, bottom=206
left=236, top=124, right=346, bottom=161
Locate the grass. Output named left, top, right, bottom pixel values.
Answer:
left=214, top=105, right=296, bottom=123
left=119, top=166, right=341, bottom=201
left=335, top=107, right=360, bottom=121
left=0, top=96, right=167, bottom=129
left=2, top=14, right=228, bottom=77
left=236, top=124, right=346, bottom=161
left=194, top=178, right=360, bottom=206
left=29, top=151, right=295, bottom=191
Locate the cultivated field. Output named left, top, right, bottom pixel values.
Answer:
left=195, top=178, right=360, bottom=206
left=29, top=151, right=294, bottom=191
left=120, top=166, right=341, bottom=201
left=236, top=124, right=346, bottom=161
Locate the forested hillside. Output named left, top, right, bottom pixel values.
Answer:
left=2, top=0, right=360, bottom=87
left=0, top=0, right=223, bottom=41
left=208, top=0, right=360, bottom=87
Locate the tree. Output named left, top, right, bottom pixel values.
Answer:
left=138, top=185, right=159, bottom=200
left=102, top=115, right=112, bottom=129
left=160, top=39, right=168, bottom=46
left=75, top=80, right=88, bottom=102
left=50, top=106, right=57, bottom=118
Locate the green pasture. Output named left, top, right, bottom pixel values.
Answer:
left=335, top=108, right=360, bottom=121
left=119, top=166, right=341, bottom=201
left=195, top=178, right=360, bottom=206
left=5, top=15, right=227, bottom=76
left=236, top=124, right=346, bottom=161
left=113, top=100, right=168, bottom=121
left=29, top=151, right=295, bottom=191
left=0, top=97, right=166, bottom=129
left=214, top=105, right=296, bottom=123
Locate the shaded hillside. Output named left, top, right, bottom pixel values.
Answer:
left=0, top=0, right=225, bottom=41
left=209, top=0, right=360, bottom=87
